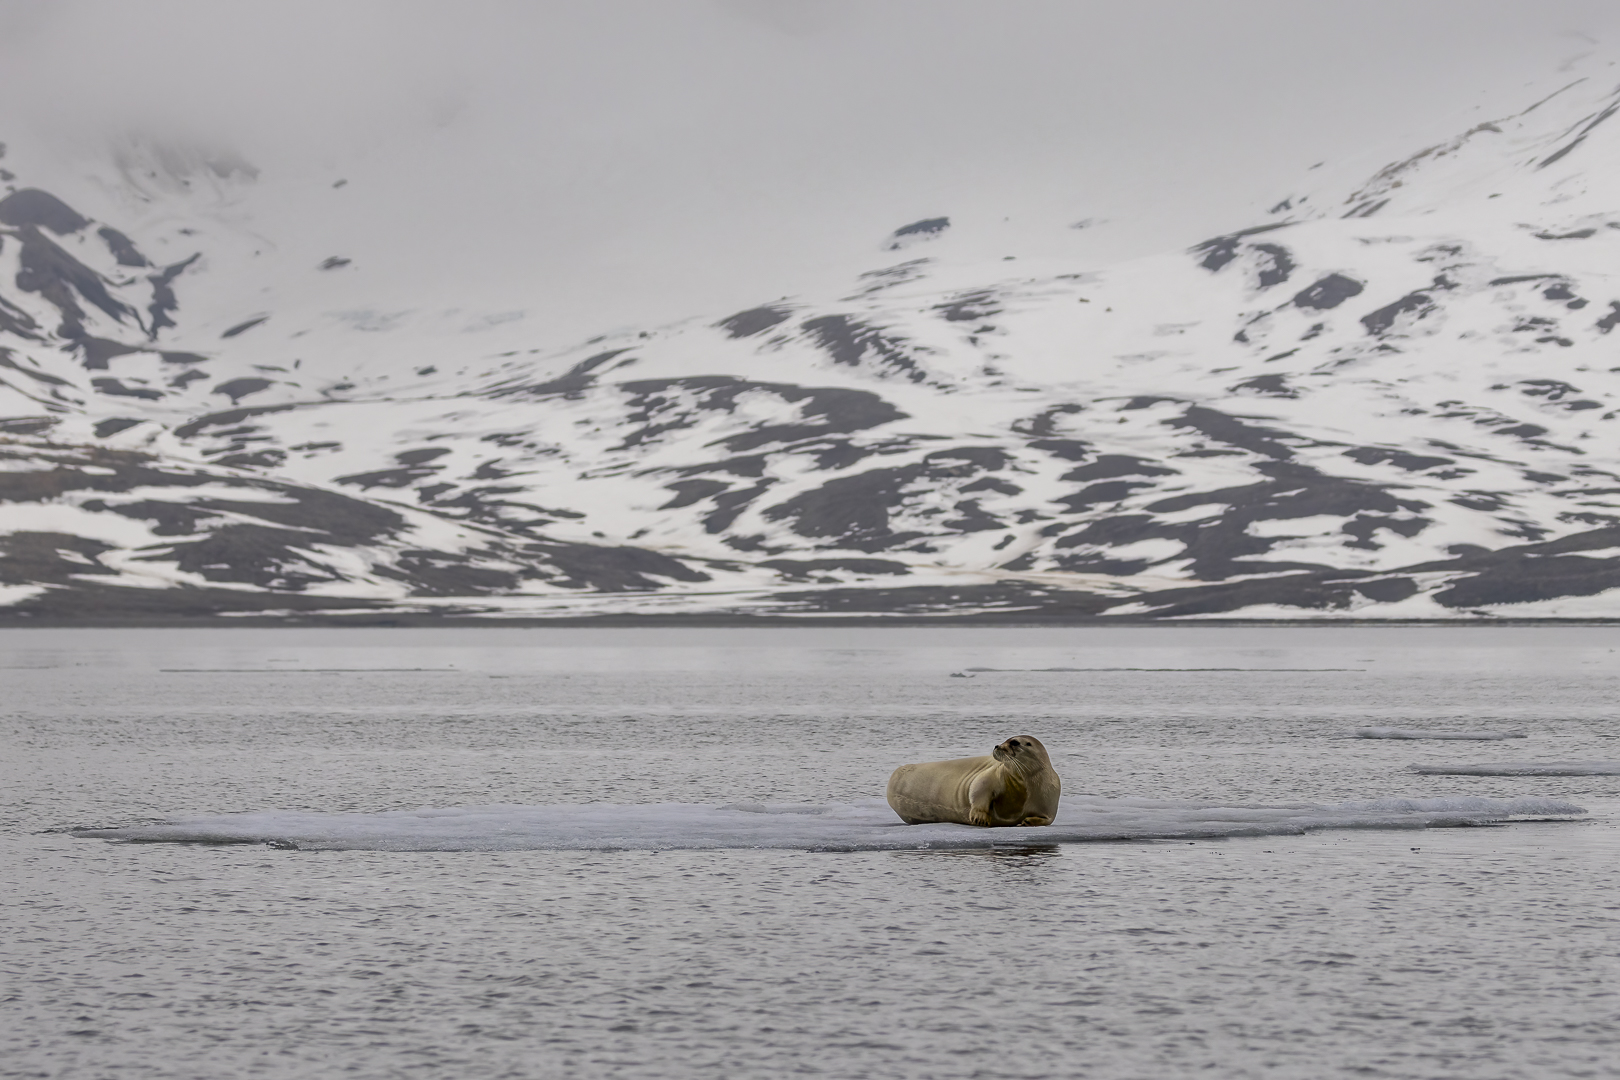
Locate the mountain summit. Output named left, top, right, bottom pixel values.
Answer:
left=6, top=67, right=1620, bottom=621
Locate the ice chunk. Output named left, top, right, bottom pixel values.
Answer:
left=72, top=794, right=1586, bottom=853
left=1409, top=761, right=1620, bottom=776
left=1355, top=727, right=1527, bottom=740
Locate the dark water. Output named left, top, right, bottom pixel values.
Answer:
left=4, top=626, right=1619, bottom=1078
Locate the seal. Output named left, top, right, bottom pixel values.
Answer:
left=886, top=735, right=1060, bottom=827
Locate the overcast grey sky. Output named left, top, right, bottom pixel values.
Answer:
left=1, top=0, right=1616, bottom=342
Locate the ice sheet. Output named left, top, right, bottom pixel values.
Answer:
left=1355, top=727, right=1527, bottom=741
left=1408, top=761, right=1620, bottom=776
left=72, top=794, right=1586, bottom=852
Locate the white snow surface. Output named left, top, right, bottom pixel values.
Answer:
left=74, top=794, right=1586, bottom=852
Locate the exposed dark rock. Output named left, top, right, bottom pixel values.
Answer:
left=0, top=349, right=70, bottom=385
left=717, top=305, right=793, bottom=338
left=1167, top=405, right=1298, bottom=460
left=0, top=293, right=41, bottom=339
left=337, top=465, right=438, bottom=490
left=1013, top=404, right=1084, bottom=438
left=1539, top=100, right=1619, bottom=168
left=1251, top=243, right=1295, bottom=287
left=220, top=315, right=269, bottom=339
left=213, top=377, right=272, bottom=404
left=91, top=377, right=162, bottom=400
left=78, top=338, right=143, bottom=370
left=0, top=417, right=57, bottom=435
left=148, top=255, right=201, bottom=336
left=0, top=532, right=117, bottom=585
left=1361, top=291, right=1437, bottom=335
left=1061, top=455, right=1174, bottom=482
left=333, top=449, right=452, bottom=491
left=498, top=349, right=631, bottom=398
left=1029, top=438, right=1090, bottom=462
left=926, top=446, right=1010, bottom=472
left=1063, top=460, right=1434, bottom=580
left=617, top=377, right=905, bottom=453
left=0, top=189, right=89, bottom=234
left=1343, top=447, right=1453, bottom=471
left=1057, top=481, right=1148, bottom=510
left=526, top=541, right=712, bottom=591
left=1126, top=573, right=1364, bottom=618
left=887, top=217, right=949, bottom=248
left=97, top=226, right=148, bottom=267
left=1232, top=374, right=1297, bottom=398
left=396, top=447, right=452, bottom=466
left=1190, top=222, right=1293, bottom=272
left=800, top=315, right=927, bottom=381
left=961, top=477, right=1022, bottom=495
left=661, top=479, right=729, bottom=510
left=941, top=499, right=1004, bottom=532
left=1343, top=198, right=1390, bottom=219
left=389, top=550, right=517, bottom=596
left=1293, top=274, right=1364, bottom=310
left=935, top=289, right=1001, bottom=322
left=14, top=225, right=134, bottom=337
left=763, top=466, right=927, bottom=551
left=1518, top=379, right=1581, bottom=400
left=216, top=450, right=286, bottom=469
left=93, top=418, right=143, bottom=438
left=173, top=404, right=301, bottom=439
left=1352, top=577, right=1419, bottom=603
left=704, top=482, right=773, bottom=534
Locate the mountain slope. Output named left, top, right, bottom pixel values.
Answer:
left=7, top=66, right=1620, bottom=620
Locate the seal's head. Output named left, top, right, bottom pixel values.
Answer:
left=992, top=735, right=1051, bottom=772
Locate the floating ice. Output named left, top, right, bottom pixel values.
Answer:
left=1355, top=727, right=1527, bottom=741
left=1409, top=761, right=1620, bottom=776
left=71, top=794, right=1586, bottom=852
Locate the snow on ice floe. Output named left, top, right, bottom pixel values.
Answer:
left=1355, top=727, right=1528, bottom=741
left=1409, top=761, right=1620, bottom=776
left=71, top=795, right=1586, bottom=852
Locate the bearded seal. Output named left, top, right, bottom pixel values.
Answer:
left=886, top=736, right=1060, bottom=827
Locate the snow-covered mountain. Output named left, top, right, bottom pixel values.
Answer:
left=7, top=65, right=1620, bottom=621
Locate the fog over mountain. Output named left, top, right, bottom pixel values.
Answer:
left=4, top=1, right=1620, bottom=621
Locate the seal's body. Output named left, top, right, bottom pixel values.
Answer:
left=886, top=736, right=1060, bottom=827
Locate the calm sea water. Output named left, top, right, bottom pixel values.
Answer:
left=4, top=626, right=1619, bottom=1079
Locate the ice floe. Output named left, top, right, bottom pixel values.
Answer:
left=72, top=794, right=1586, bottom=852
left=1355, top=727, right=1527, bottom=741
left=1408, top=761, right=1620, bottom=776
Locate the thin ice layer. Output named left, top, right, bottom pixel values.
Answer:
left=1355, top=727, right=1528, bottom=740
left=1409, top=761, right=1620, bottom=776
left=71, top=794, right=1586, bottom=852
